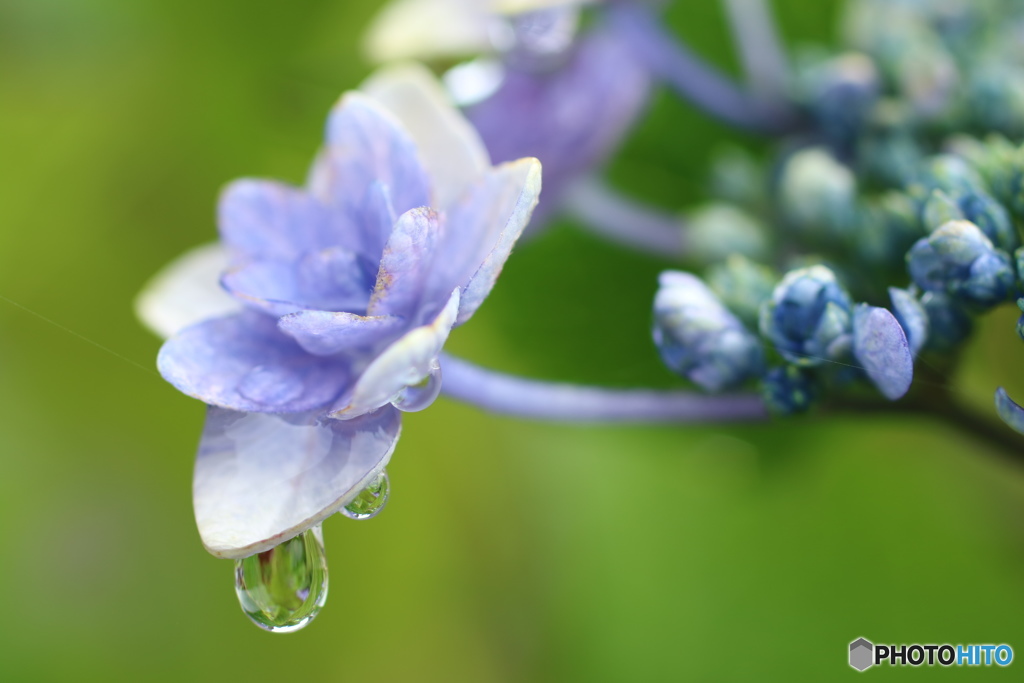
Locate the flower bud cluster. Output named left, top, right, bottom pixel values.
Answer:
left=653, top=0, right=1024, bottom=425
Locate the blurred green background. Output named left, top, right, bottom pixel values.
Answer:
left=2, top=0, right=1024, bottom=680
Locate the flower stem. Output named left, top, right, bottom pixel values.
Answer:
left=439, top=353, right=768, bottom=422
left=562, top=176, right=686, bottom=256
left=607, top=2, right=802, bottom=134
left=721, top=0, right=790, bottom=103
left=832, top=392, right=1024, bottom=467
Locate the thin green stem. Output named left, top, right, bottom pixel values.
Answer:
left=832, top=390, right=1023, bottom=467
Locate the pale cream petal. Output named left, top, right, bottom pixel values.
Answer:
left=363, top=0, right=493, bottom=63
left=493, top=0, right=595, bottom=14
left=362, top=62, right=491, bottom=208
left=135, top=243, right=242, bottom=339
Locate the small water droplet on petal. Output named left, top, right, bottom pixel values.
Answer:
left=340, top=470, right=390, bottom=520
left=234, top=525, right=328, bottom=633
left=392, top=365, right=442, bottom=413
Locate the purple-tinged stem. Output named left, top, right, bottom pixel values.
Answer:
left=607, top=2, right=801, bottom=134
left=562, top=176, right=686, bottom=256
left=439, top=353, right=768, bottom=422
left=722, top=0, right=790, bottom=102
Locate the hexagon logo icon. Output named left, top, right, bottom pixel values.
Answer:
left=850, top=638, right=874, bottom=671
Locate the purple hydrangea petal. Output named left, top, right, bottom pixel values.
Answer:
left=157, top=312, right=351, bottom=413
left=221, top=247, right=374, bottom=317
left=362, top=62, right=490, bottom=208
left=368, top=207, right=443, bottom=321
left=312, top=93, right=432, bottom=257
left=331, top=288, right=460, bottom=419
left=278, top=310, right=407, bottom=357
left=995, top=387, right=1024, bottom=436
left=438, top=158, right=542, bottom=325
left=135, top=243, right=242, bottom=339
left=193, top=404, right=401, bottom=558
left=466, top=28, right=649, bottom=224
left=218, top=180, right=332, bottom=262
left=852, top=304, right=913, bottom=400
left=888, top=287, right=929, bottom=356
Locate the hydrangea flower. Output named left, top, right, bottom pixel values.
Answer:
left=463, top=21, right=650, bottom=225
left=366, top=0, right=649, bottom=229
left=137, top=64, right=541, bottom=558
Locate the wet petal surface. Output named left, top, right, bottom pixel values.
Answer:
left=332, top=289, right=459, bottom=418
left=194, top=405, right=401, bottom=558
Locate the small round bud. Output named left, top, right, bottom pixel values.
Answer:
left=779, top=148, right=856, bottom=239
left=759, top=265, right=854, bottom=366
left=685, top=203, right=769, bottom=264
left=761, top=365, right=818, bottom=415
left=906, top=220, right=1016, bottom=309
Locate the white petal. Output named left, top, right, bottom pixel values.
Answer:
left=194, top=405, right=401, bottom=559
left=363, top=0, right=493, bottom=63
left=362, top=62, right=491, bottom=208
left=493, top=0, right=596, bottom=13
left=135, top=243, right=242, bottom=339
left=331, top=288, right=460, bottom=419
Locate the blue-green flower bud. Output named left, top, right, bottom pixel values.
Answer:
left=922, top=189, right=963, bottom=232
left=779, top=148, right=856, bottom=238
left=761, top=365, right=818, bottom=415
left=857, top=99, right=922, bottom=187
left=922, top=188, right=1017, bottom=251
left=706, top=255, right=778, bottom=329
left=843, top=2, right=957, bottom=117
left=685, top=203, right=769, bottom=263
left=888, top=286, right=929, bottom=356
left=653, top=271, right=764, bottom=392
left=856, top=191, right=922, bottom=266
left=966, top=62, right=1024, bottom=139
left=1016, top=298, right=1024, bottom=342
left=759, top=265, right=854, bottom=366
left=907, top=220, right=1016, bottom=308
left=1014, top=247, right=1024, bottom=296
left=947, top=134, right=1024, bottom=219
left=709, top=145, right=765, bottom=208
left=913, top=155, right=985, bottom=197
left=920, top=291, right=972, bottom=352
left=799, top=52, right=880, bottom=148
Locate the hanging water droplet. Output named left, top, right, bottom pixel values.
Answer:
left=392, top=364, right=442, bottom=413
left=234, top=525, right=328, bottom=633
left=340, top=470, right=390, bottom=520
